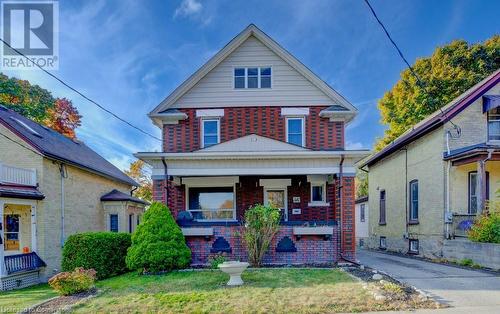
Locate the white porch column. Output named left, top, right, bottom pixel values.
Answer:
left=0, top=200, right=6, bottom=276
left=476, top=160, right=487, bottom=214
left=31, top=204, right=37, bottom=253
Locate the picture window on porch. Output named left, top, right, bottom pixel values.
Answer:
left=188, top=187, right=235, bottom=221
left=286, top=117, right=305, bottom=146
left=4, top=214, right=20, bottom=251
left=487, top=107, right=500, bottom=141
left=201, top=119, right=220, bottom=148
left=468, top=171, right=489, bottom=214
left=409, top=180, right=418, bottom=222
left=109, top=214, right=118, bottom=232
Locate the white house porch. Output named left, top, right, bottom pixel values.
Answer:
left=0, top=164, right=46, bottom=290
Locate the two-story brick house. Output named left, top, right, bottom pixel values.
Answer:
left=137, top=24, right=369, bottom=265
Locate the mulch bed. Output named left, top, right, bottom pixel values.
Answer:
left=342, top=265, right=446, bottom=310
left=22, top=289, right=98, bottom=314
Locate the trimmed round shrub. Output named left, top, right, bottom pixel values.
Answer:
left=126, top=202, right=191, bottom=273
left=62, top=232, right=131, bottom=279
left=48, top=267, right=97, bottom=296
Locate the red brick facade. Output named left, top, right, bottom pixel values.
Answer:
left=152, top=173, right=356, bottom=265
left=163, top=106, right=344, bottom=152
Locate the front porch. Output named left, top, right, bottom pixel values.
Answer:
left=0, top=164, right=46, bottom=290
left=445, top=145, right=500, bottom=238
left=137, top=137, right=368, bottom=265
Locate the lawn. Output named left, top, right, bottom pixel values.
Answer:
left=71, top=268, right=398, bottom=314
left=0, top=268, right=437, bottom=313
left=0, top=284, right=57, bottom=313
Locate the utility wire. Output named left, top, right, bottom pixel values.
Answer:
left=0, top=38, right=162, bottom=142
left=363, top=0, right=460, bottom=131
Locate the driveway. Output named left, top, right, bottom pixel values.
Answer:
left=357, top=249, right=500, bottom=312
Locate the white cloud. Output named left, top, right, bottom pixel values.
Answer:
left=174, top=0, right=202, bottom=18
left=346, top=141, right=365, bottom=150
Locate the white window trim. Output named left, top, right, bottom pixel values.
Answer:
left=264, top=188, right=288, bottom=221
left=487, top=108, right=500, bottom=141
left=308, top=182, right=329, bottom=207
left=233, top=66, right=273, bottom=90
left=196, top=109, right=224, bottom=118
left=184, top=177, right=237, bottom=222
left=201, top=118, right=220, bottom=148
left=360, top=204, right=366, bottom=222
left=286, top=116, right=305, bottom=147
left=409, top=239, right=419, bottom=253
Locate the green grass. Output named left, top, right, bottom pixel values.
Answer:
left=0, top=284, right=57, bottom=313
left=71, top=269, right=403, bottom=314
left=1, top=269, right=438, bottom=313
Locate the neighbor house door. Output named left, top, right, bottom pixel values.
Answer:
left=264, top=189, right=288, bottom=221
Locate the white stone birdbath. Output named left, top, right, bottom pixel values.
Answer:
left=218, top=261, right=249, bottom=286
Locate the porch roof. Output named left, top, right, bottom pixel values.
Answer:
left=0, top=184, right=44, bottom=200
left=443, top=143, right=500, bottom=165
left=136, top=149, right=369, bottom=177
left=100, top=189, right=149, bottom=205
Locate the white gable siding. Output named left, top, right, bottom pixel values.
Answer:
left=173, top=36, right=338, bottom=108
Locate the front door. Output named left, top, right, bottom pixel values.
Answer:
left=265, top=189, right=288, bottom=221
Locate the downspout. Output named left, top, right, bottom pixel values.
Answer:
left=161, top=158, right=168, bottom=204
left=131, top=186, right=138, bottom=196
left=479, top=149, right=494, bottom=213
left=402, top=148, right=408, bottom=238
left=59, top=163, right=67, bottom=247
left=445, top=160, right=451, bottom=239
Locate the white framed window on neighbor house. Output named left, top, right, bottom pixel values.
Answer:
left=201, top=118, right=220, bottom=148
left=487, top=107, right=500, bottom=141
left=286, top=117, right=305, bottom=146
left=360, top=204, right=366, bottom=222
left=233, top=67, right=272, bottom=89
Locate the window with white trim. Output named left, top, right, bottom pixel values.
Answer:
left=234, top=67, right=272, bottom=89
left=202, top=119, right=220, bottom=148
left=286, top=117, right=304, bottom=146
left=379, top=236, right=387, bottom=250
left=488, top=107, right=500, bottom=141
left=409, top=239, right=419, bottom=254
left=360, top=204, right=366, bottom=222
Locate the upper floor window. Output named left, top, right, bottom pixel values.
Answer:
left=409, top=180, right=418, bottom=222
left=488, top=107, right=500, bottom=141
left=202, top=119, right=220, bottom=148
left=286, top=117, right=304, bottom=146
left=234, top=67, right=272, bottom=89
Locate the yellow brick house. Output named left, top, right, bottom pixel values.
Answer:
left=0, top=105, right=147, bottom=290
left=360, top=70, right=500, bottom=258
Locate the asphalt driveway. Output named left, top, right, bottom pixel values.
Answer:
left=357, top=249, right=500, bottom=312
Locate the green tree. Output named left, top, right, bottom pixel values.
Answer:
left=126, top=202, right=191, bottom=273
left=125, top=160, right=152, bottom=203
left=0, top=73, right=55, bottom=122
left=355, top=169, right=368, bottom=198
left=376, top=35, right=500, bottom=151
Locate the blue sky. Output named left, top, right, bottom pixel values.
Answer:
left=5, top=0, right=500, bottom=171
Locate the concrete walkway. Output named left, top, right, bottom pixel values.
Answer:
left=357, top=249, right=500, bottom=312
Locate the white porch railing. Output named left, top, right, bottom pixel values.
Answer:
left=188, top=209, right=235, bottom=221
left=0, top=163, right=37, bottom=186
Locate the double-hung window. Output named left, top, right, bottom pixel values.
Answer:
left=409, top=180, right=418, bottom=223
left=488, top=107, right=500, bottom=141
left=286, top=117, right=304, bottom=146
left=379, top=190, right=386, bottom=225
left=202, top=119, right=220, bottom=148
left=468, top=171, right=490, bottom=214
left=234, top=67, right=272, bottom=89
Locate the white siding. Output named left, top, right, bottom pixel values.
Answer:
left=355, top=201, right=369, bottom=239
left=173, top=36, right=339, bottom=108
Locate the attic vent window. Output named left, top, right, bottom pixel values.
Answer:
left=10, top=117, right=42, bottom=137
left=234, top=67, right=271, bottom=89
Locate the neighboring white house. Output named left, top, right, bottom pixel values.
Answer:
left=355, top=196, right=369, bottom=247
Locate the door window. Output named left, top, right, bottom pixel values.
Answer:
left=4, top=214, right=20, bottom=251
